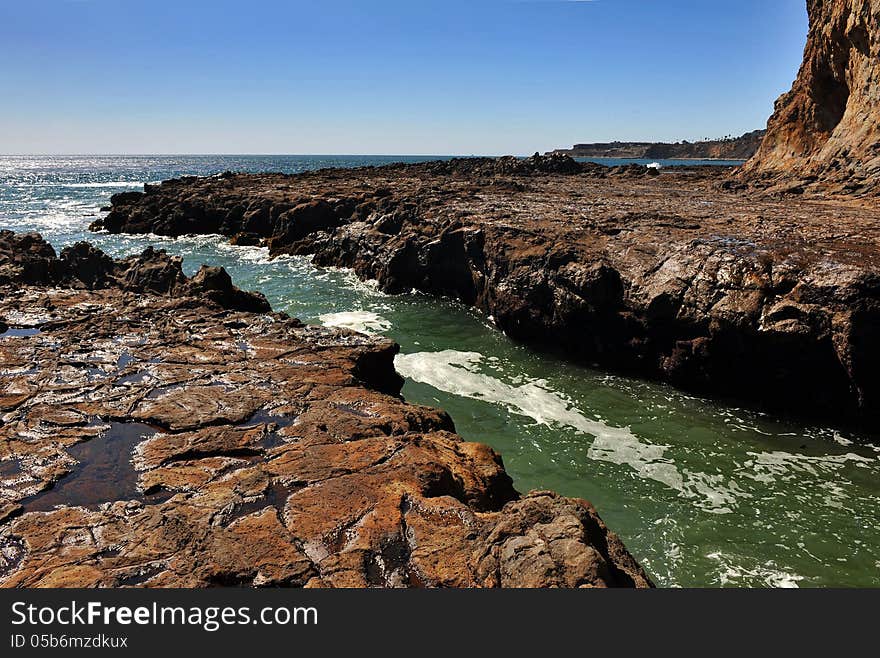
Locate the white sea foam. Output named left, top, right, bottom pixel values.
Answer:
left=742, top=450, right=876, bottom=484
left=336, top=267, right=387, bottom=298
left=833, top=431, right=854, bottom=447
left=394, top=349, right=741, bottom=510
left=706, top=552, right=804, bottom=588
left=214, top=241, right=312, bottom=269
left=319, top=311, right=391, bottom=335
left=396, top=350, right=605, bottom=428
left=215, top=241, right=272, bottom=264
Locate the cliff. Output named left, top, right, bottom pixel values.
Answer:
left=742, top=0, right=880, bottom=195
left=551, top=130, right=765, bottom=160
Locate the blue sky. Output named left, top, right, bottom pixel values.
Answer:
left=0, top=0, right=808, bottom=155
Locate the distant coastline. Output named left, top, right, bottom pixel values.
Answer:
left=575, top=156, right=745, bottom=166
left=548, top=129, right=764, bottom=161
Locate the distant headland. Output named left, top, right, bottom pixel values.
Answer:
left=548, top=129, right=765, bottom=161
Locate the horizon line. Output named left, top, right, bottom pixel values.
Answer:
left=0, top=152, right=515, bottom=158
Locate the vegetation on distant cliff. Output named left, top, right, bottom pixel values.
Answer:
left=550, top=130, right=765, bottom=160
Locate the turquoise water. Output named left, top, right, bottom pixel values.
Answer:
left=1, top=155, right=878, bottom=588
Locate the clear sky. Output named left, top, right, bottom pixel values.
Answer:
left=0, top=0, right=808, bottom=155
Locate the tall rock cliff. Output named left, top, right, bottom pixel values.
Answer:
left=742, top=0, right=880, bottom=195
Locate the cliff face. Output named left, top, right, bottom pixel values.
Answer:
left=743, top=0, right=880, bottom=195
left=645, top=131, right=765, bottom=160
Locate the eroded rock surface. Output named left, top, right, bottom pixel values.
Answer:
left=92, top=158, right=880, bottom=428
left=0, top=232, right=650, bottom=588
left=742, top=0, right=880, bottom=196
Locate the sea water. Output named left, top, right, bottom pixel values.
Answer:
left=1, top=155, right=878, bottom=587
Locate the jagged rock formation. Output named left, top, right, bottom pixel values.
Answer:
left=91, top=159, right=880, bottom=429
left=742, top=0, right=880, bottom=196
left=552, top=130, right=765, bottom=160
left=0, top=230, right=271, bottom=313
left=0, top=231, right=650, bottom=588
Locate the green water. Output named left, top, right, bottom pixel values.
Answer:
left=3, top=156, right=879, bottom=587
left=71, top=234, right=879, bottom=588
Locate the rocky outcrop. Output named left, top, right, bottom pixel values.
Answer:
left=742, top=0, right=880, bottom=196
left=553, top=130, right=765, bottom=160
left=0, top=232, right=650, bottom=588
left=92, top=160, right=880, bottom=429
left=0, top=230, right=270, bottom=312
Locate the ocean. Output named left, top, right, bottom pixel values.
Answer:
left=1, top=154, right=878, bottom=587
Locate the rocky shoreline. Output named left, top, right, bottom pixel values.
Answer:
left=0, top=231, right=650, bottom=588
left=91, top=156, right=880, bottom=430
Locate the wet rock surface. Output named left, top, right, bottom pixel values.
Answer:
left=0, top=232, right=650, bottom=588
left=92, top=158, right=880, bottom=429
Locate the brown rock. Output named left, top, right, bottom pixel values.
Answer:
left=742, top=0, right=880, bottom=196
left=92, top=160, right=880, bottom=428
left=0, top=232, right=649, bottom=588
